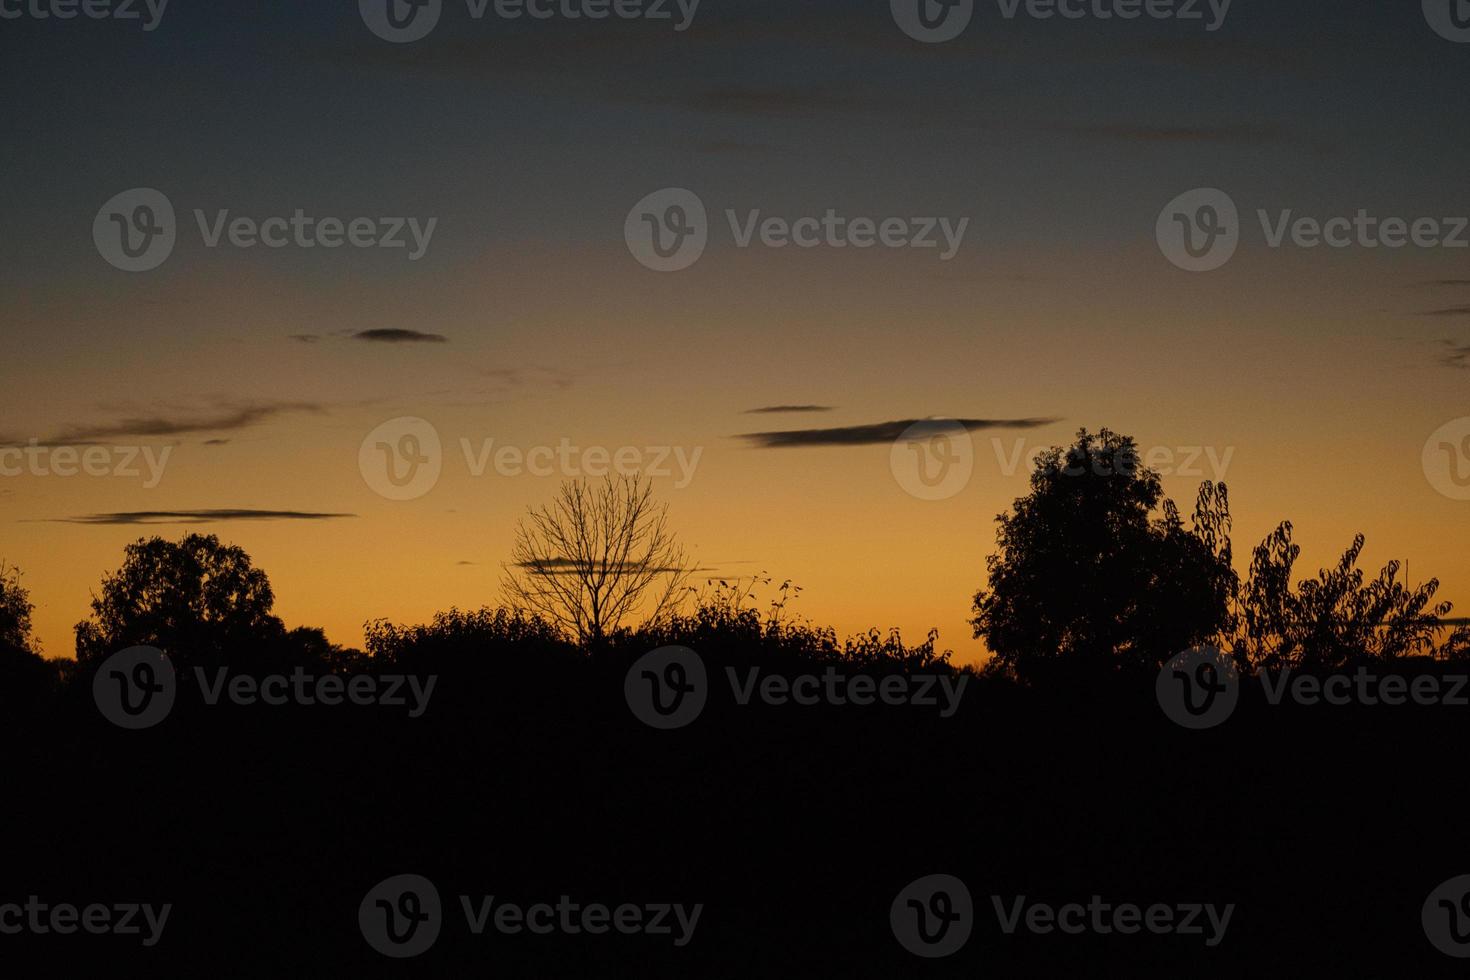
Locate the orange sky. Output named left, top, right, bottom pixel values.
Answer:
left=5, top=240, right=1468, bottom=667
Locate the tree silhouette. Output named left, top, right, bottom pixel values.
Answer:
left=0, top=560, right=35, bottom=653
left=74, top=533, right=286, bottom=663
left=971, top=428, right=1234, bottom=682
left=1229, top=523, right=1466, bottom=668
left=502, top=477, right=693, bottom=646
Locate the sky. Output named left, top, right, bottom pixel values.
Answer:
left=2, top=0, right=1469, bottom=664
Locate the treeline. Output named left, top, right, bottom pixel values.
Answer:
left=3, top=428, right=1467, bottom=717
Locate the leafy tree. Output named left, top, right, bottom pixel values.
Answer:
left=971, top=428, right=1234, bottom=682
left=1229, top=523, right=1458, bottom=668
left=74, top=533, right=286, bottom=663
left=0, top=561, right=58, bottom=713
left=0, top=560, right=36, bottom=653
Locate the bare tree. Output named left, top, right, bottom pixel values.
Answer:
left=501, top=477, right=693, bottom=645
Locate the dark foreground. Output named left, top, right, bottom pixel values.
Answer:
left=3, top=650, right=1468, bottom=977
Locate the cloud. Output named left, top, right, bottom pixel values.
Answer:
left=1441, top=342, right=1470, bottom=370
left=288, top=333, right=321, bottom=343
left=513, top=557, right=698, bottom=576
left=1412, top=280, right=1470, bottom=287
left=743, top=405, right=835, bottom=414
left=47, top=510, right=355, bottom=526
left=352, top=329, right=448, bottom=344
left=202, top=438, right=231, bottom=446
left=738, top=417, right=1060, bottom=448
left=1419, top=307, right=1470, bottom=318
left=3, top=400, right=323, bottom=447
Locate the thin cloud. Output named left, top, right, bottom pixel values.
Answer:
left=352, top=329, right=448, bottom=344
left=288, top=333, right=321, bottom=343
left=739, top=417, right=1060, bottom=448
left=1418, top=307, right=1470, bottom=317
left=513, top=557, right=701, bottom=576
left=1441, top=342, right=1470, bottom=370
left=47, top=510, right=355, bottom=526
left=4, top=400, right=323, bottom=447
left=743, top=405, right=836, bottom=414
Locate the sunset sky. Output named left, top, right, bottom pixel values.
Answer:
left=3, top=1, right=1469, bottom=665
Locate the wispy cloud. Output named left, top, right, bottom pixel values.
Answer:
left=743, top=405, right=835, bottom=414
left=1419, top=306, right=1470, bottom=318
left=738, top=417, right=1059, bottom=448
left=46, top=509, right=355, bottom=526
left=1441, top=342, right=1470, bottom=370
left=2, top=400, right=323, bottom=447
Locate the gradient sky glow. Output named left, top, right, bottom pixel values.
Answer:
left=3, top=1, right=1469, bottom=663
